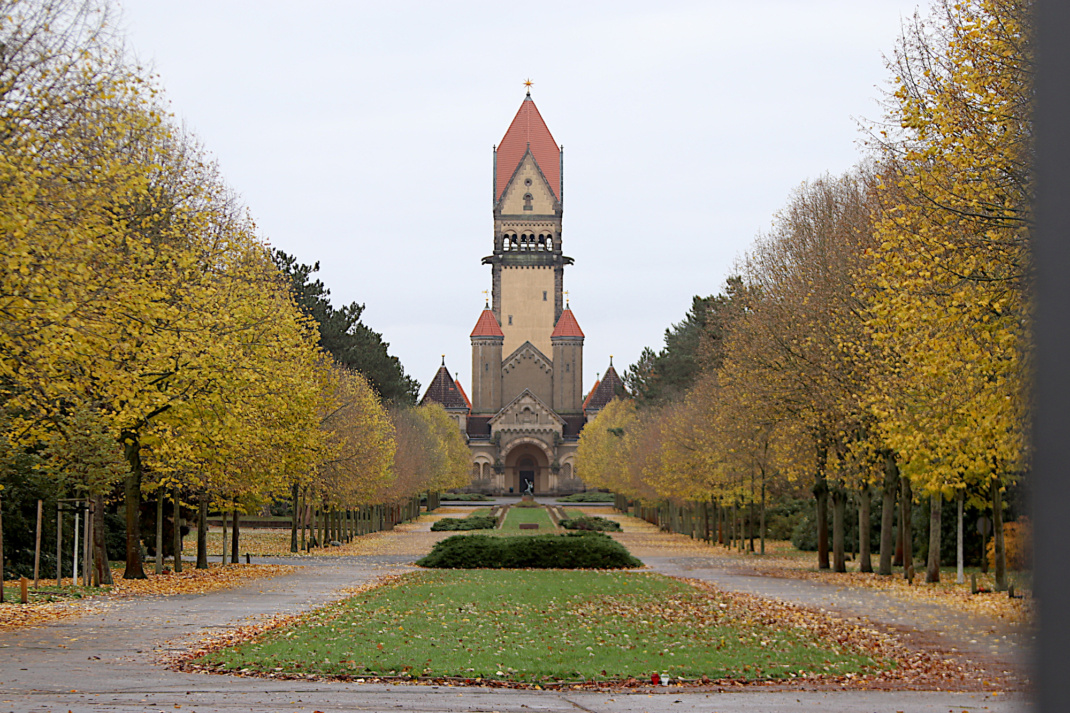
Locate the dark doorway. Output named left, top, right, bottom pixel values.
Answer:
left=518, top=456, right=536, bottom=494
left=520, top=471, right=535, bottom=494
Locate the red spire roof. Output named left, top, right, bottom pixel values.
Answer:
left=495, top=95, right=560, bottom=202
left=551, top=308, right=584, bottom=338
left=581, top=379, right=601, bottom=411
left=470, top=308, right=504, bottom=338
left=454, top=378, right=472, bottom=409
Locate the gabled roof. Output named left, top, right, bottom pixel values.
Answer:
left=454, top=378, right=472, bottom=409
left=551, top=308, right=584, bottom=338
left=502, top=341, right=553, bottom=374
left=584, top=363, right=627, bottom=414
left=420, top=363, right=470, bottom=411
left=496, top=95, right=560, bottom=202
left=490, top=388, right=566, bottom=427
left=470, top=308, right=504, bottom=338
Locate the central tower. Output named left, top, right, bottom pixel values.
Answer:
left=484, top=89, right=573, bottom=358
left=422, top=89, right=623, bottom=496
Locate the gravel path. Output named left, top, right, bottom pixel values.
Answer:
left=0, top=513, right=1032, bottom=712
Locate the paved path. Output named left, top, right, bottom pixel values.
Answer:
left=0, top=514, right=1032, bottom=712
left=645, top=555, right=1030, bottom=674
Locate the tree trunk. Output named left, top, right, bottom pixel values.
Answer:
left=230, top=509, right=240, bottom=563
left=901, top=476, right=914, bottom=580
left=122, top=434, right=146, bottom=579
left=92, top=494, right=112, bottom=585
left=956, top=492, right=964, bottom=585
left=894, top=500, right=904, bottom=567
left=56, top=504, right=63, bottom=585
left=760, top=471, right=766, bottom=555
left=299, top=491, right=307, bottom=550
left=832, top=486, right=846, bottom=573
left=814, top=477, right=830, bottom=570
left=992, top=476, right=1007, bottom=591
left=859, top=484, right=873, bottom=573
left=980, top=512, right=990, bottom=573
left=878, top=452, right=898, bottom=575
left=748, top=500, right=755, bottom=552
left=926, top=493, right=942, bottom=583
left=172, top=485, right=182, bottom=573
left=221, top=510, right=227, bottom=565
left=196, top=495, right=208, bottom=570
left=83, top=499, right=91, bottom=587
left=290, top=483, right=299, bottom=553
left=155, top=490, right=164, bottom=575
left=716, top=499, right=723, bottom=545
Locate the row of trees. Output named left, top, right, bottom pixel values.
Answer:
left=580, top=0, right=1031, bottom=588
left=0, top=0, right=467, bottom=582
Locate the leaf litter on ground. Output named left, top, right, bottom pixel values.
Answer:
left=0, top=563, right=296, bottom=630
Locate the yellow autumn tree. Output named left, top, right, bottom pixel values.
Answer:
left=575, top=398, right=646, bottom=499
left=315, top=365, right=395, bottom=509
left=866, top=0, right=1032, bottom=587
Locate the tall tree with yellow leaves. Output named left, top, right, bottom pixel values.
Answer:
left=867, top=0, right=1033, bottom=587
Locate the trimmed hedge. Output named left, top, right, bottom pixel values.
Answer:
left=416, top=532, right=642, bottom=569
left=430, top=516, right=497, bottom=531
left=559, top=515, right=622, bottom=532
left=439, top=493, right=493, bottom=502
left=557, top=491, right=615, bottom=503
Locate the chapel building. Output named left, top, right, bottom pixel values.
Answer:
left=420, top=90, right=624, bottom=495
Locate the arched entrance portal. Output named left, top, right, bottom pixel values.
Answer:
left=503, top=443, right=550, bottom=494
left=518, top=456, right=536, bottom=495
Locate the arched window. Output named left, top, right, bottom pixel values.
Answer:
left=523, top=193, right=533, bottom=211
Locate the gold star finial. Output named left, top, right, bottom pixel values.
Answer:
left=524, top=78, right=533, bottom=95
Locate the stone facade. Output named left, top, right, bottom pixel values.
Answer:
left=420, top=92, right=620, bottom=495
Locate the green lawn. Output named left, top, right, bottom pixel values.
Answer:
left=196, top=569, right=881, bottom=682
left=499, top=506, right=556, bottom=532
left=1, top=582, right=104, bottom=604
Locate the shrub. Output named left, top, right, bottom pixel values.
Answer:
left=987, top=517, right=1032, bottom=571
left=416, top=532, right=642, bottom=569
left=513, top=500, right=540, bottom=508
left=557, top=492, right=615, bottom=503
left=439, top=493, right=492, bottom=502
left=430, top=516, right=497, bottom=531
left=559, top=515, right=622, bottom=532
left=765, top=498, right=810, bottom=541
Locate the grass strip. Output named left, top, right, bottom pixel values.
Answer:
left=499, top=505, right=555, bottom=532
left=194, top=569, right=882, bottom=683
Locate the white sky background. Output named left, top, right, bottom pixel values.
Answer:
left=118, top=0, right=921, bottom=397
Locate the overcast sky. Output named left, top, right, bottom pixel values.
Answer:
left=118, top=0, right=922, bottom=397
